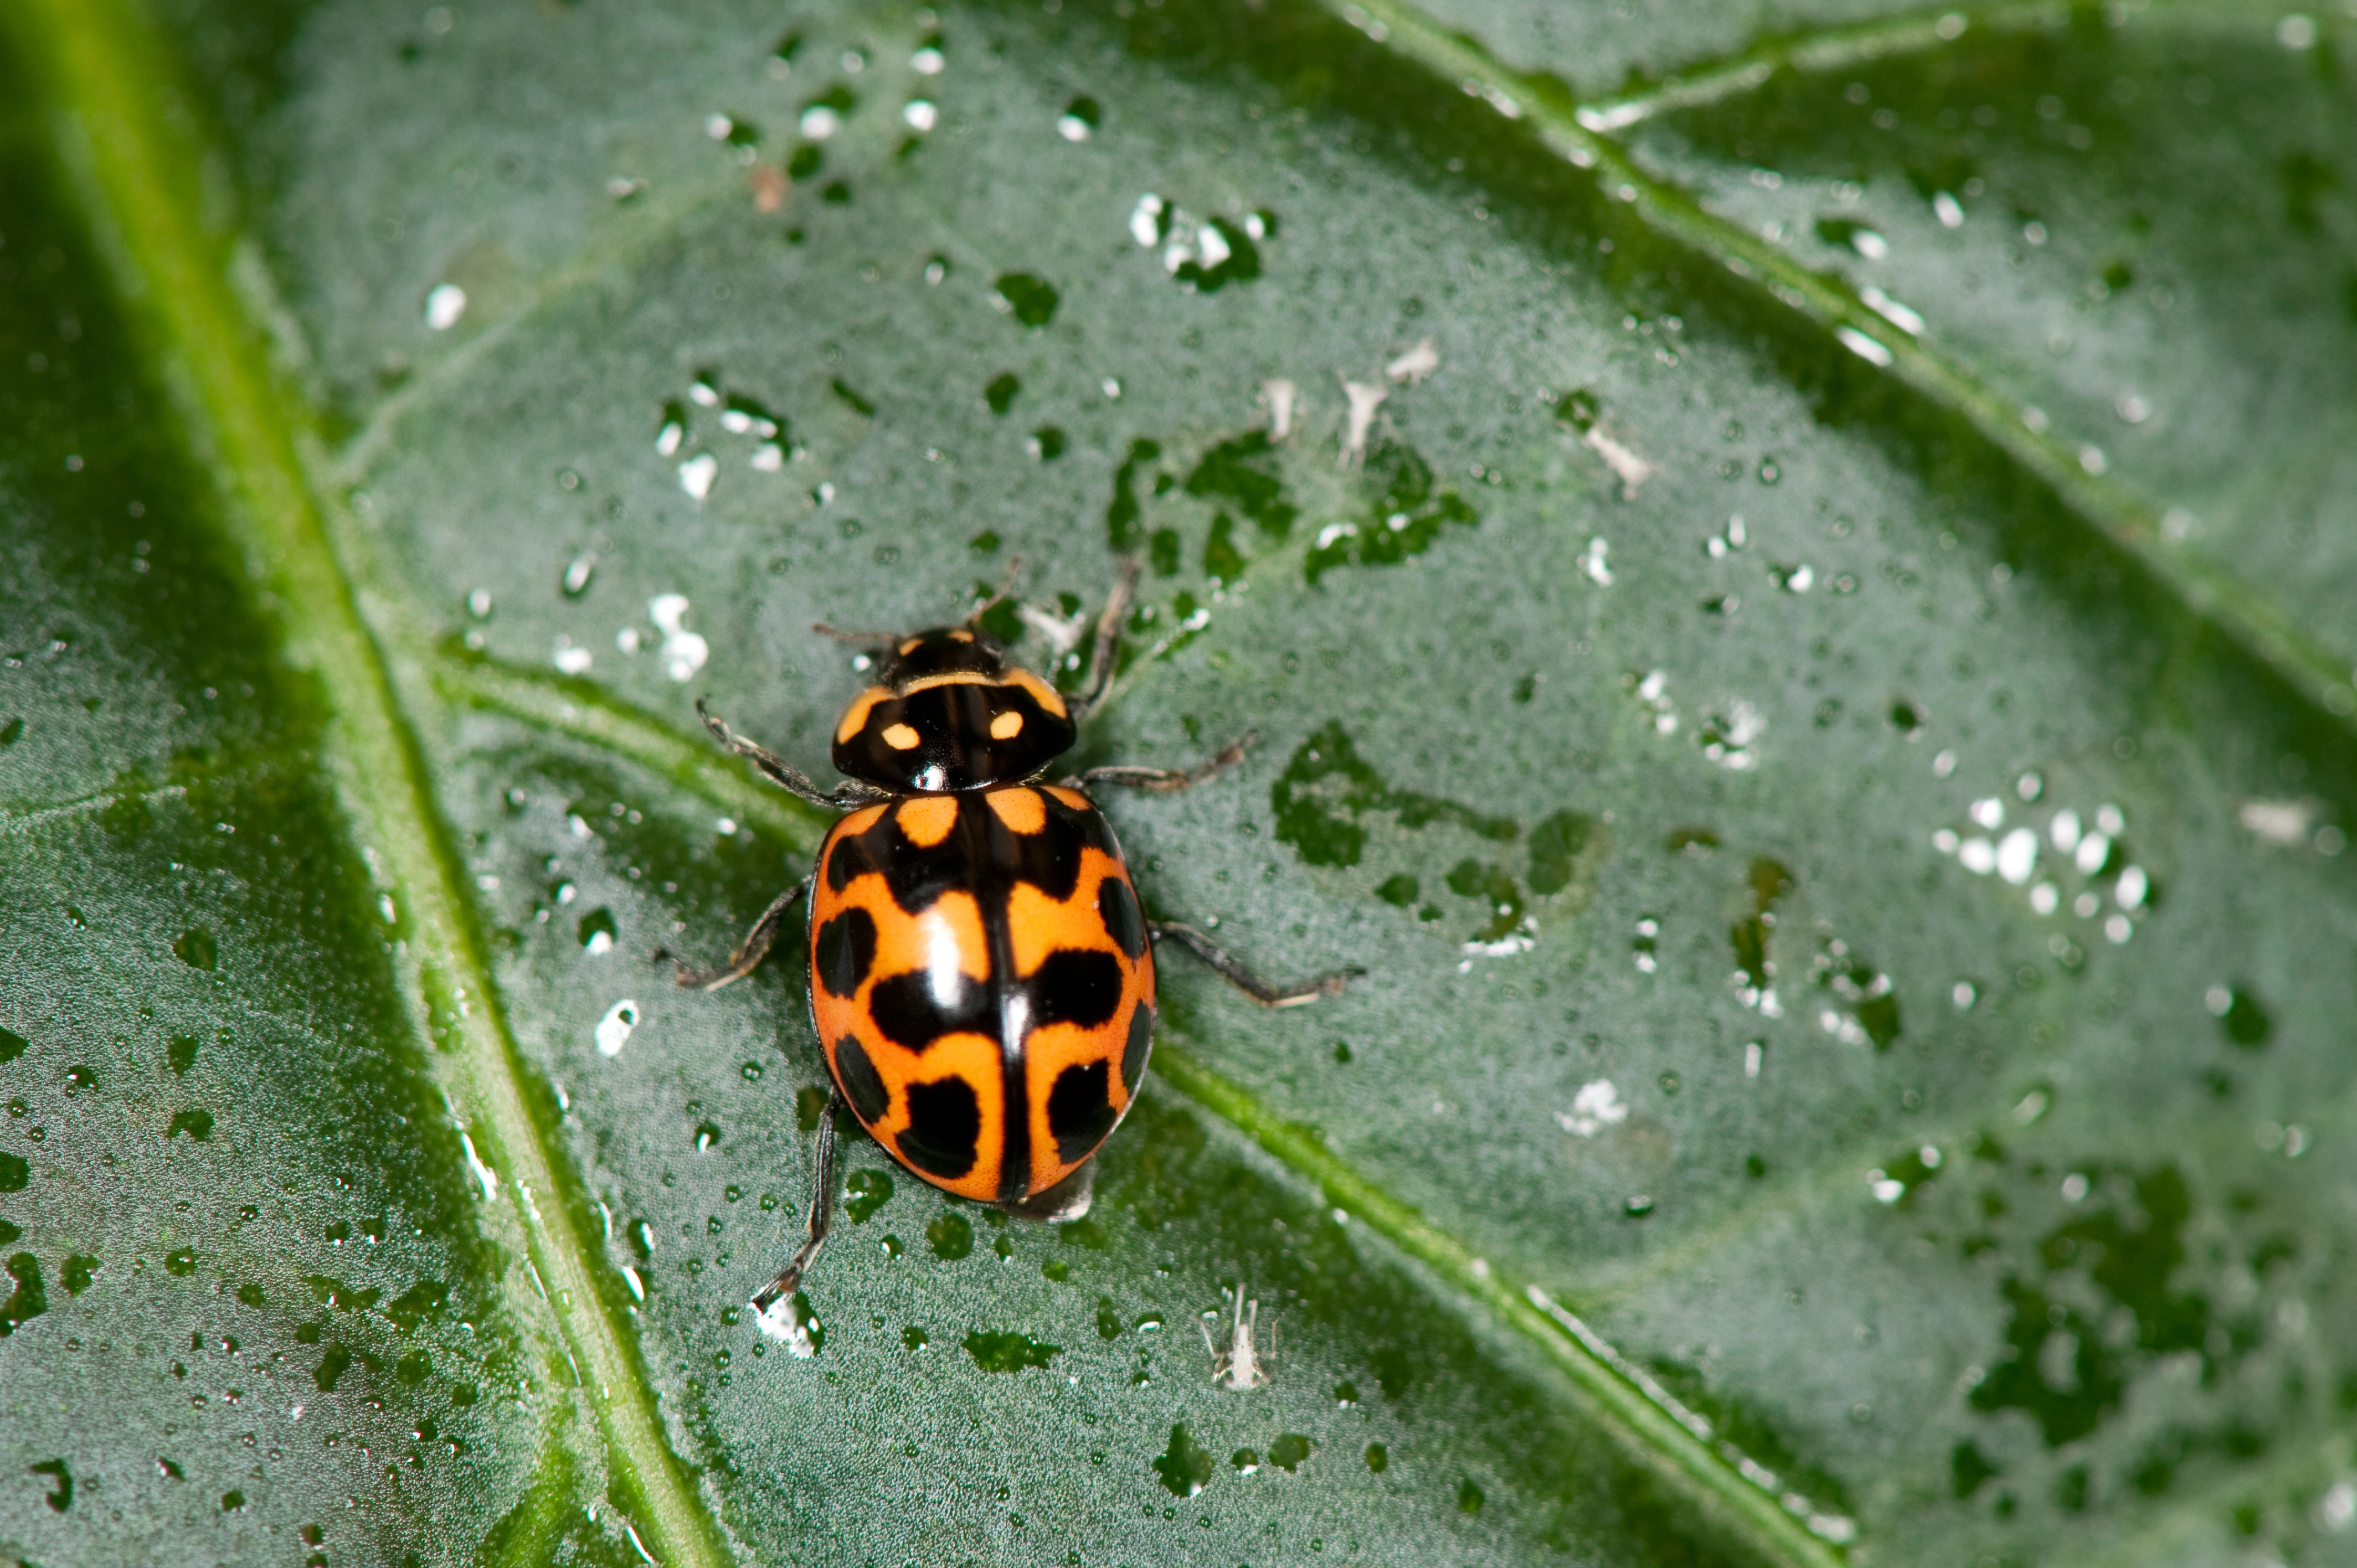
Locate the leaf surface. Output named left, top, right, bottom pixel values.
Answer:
left=3, top=1, right=2354, bottom=1565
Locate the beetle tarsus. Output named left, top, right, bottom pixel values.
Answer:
left=1068, top=559, right=1141, bottom=721
left=1071, top=731, right=1254, bottom=795
left=674, top=876, right=809, bottom=991
left=1149, top=921, right=1360, bottom=1008
left=752, top=1092, right=843, bottom=1316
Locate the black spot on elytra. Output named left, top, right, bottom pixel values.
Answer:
left=1098, top=876, right=1146, bottom=959
left=1031, top=950, right=1125, bottom=1030
left=1003, top=804, right=1087, bottom=902
left=813, top=908, right=877, bottom=998
left=1046, top=1060, right=1119, bottom=1164
left=898, top=1076, right=982, bottom=1179
left=1121, top=1003, right=1154, bottom=1094
left=833, top=1035, right=888, bottom=1125
left=868, top=968, right=999, bottom=1051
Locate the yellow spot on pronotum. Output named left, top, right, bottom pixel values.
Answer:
left=882, top=723, right=922, bottom=750
left=897, top=672, right=993, bottom=694
left=990, top=710, right=1024, bottom=740
left=1006, top=668, right=1068, bottom=719
left=835, top=687, right=891, bottom=744
left=896, top=795, right=959, bottom=847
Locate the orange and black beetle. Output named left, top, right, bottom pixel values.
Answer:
left=680, top=568, right=1350, bottom=1318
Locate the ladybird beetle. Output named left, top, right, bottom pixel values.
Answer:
left=678, top=565, right=1352, bottom=1317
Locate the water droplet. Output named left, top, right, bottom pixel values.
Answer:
left=903, top=100, right=938, bottom=131
left=1996, top=829, right=2038, bottom=885
left=595, top=999, right=639, bottom=1058
left=2278, top=13, right=2317, bottom=49
left=678, top=452, right=718, bottom=501
left=1860, top=286, right=1923, bottom=336
left=648, top=594, right=708, bottom=680
left=423, top=284, right=466, bottom=331
left=1932, top=192, right=1965, bottom=228
left=912, top=45, right=944, bottom=75
left=1056, top=96, right=1100, bottom=141
left=1836, top=326, right=1892, bottom=366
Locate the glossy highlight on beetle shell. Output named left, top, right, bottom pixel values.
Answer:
left=809, top=783, right=1155, bottom=1202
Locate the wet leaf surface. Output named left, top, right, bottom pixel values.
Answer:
left=4, top=0, right=2354, bottom=1564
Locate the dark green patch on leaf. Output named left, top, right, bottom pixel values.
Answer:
left=926, top=1212, right=972, bottom=1261
left=31, top=1458, right=71, bottom=1512
left=844, top=1168, right=894, bottom=1223
left=1183, top=430, right=1295, bottom=540
left=1152, top=1424, right=1214, bottom=1497
left=1305, top=441, right=1478, bottom=582
left=1272, top=721, right=1516, bottom=869
left=993, top=272, right=1059, bottom=327
left=1104, top=437, right=1161, bottom=551
left=962, top=1330, right=1059, bottom=1373
left=1, top=1252, right=47, bottom=1334
left=384, top=1279, right=450, bottom=1332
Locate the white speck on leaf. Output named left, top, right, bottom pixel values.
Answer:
left=1340, top=379, right=1386, bottom=465
left=1385, top=337, right=1439, bottom=384
left=1557, top=1079, right=1628, bottom=1137
left=1260, top=378, right=1297, bottom=440
left=424, top=283, right=466, bottom=331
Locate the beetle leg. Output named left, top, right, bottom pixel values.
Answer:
left=1067, top=559, right=1141, bottom=721
left=1069, top=731, right=1253, bottom=795
left=697, top=698, right=888, bottom=809
left=1149, top=921, right=1360, bottom=1008
left=674, top=875, right=810, bottom=991
left=752, top=1090, right=845, bottom=1316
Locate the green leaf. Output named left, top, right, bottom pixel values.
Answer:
left=3, top=0, right=2353, bottom=1564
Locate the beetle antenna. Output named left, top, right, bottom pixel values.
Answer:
left=811, top=622, right=896, bottom=647
left=966, top=555, right=1025, bottom=632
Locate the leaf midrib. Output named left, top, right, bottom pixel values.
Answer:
left=7, top=3, right=733, bottom=1564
